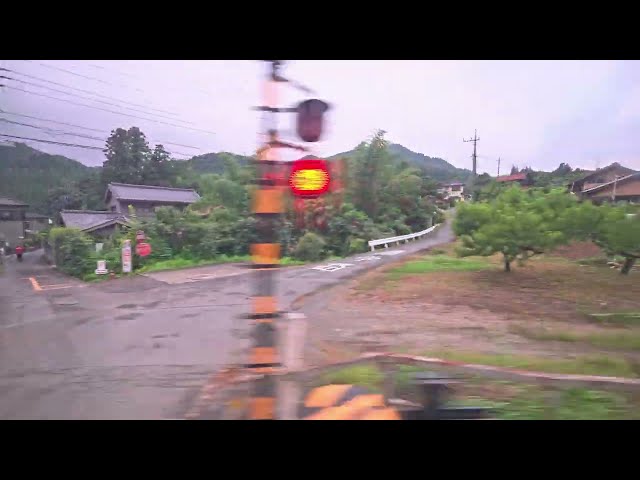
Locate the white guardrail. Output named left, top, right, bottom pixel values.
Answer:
left=368, top=224, right=441, bottom=252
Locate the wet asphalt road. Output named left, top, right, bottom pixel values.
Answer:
left=0, top=222, right=453, bottom=419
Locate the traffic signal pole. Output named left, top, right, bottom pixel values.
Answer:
left=247, top=61, right=285, bottom=420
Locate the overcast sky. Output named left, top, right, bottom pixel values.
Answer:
left=1, top=60, right=639, bottom=173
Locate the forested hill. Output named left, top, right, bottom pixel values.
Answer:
left=185, top=152, right=251, bottom=174
left=329, top=142, right=472, bottom=182
left=0, top=143, right=98, bottom=212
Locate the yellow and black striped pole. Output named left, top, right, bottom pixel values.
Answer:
left=247, top=61, right=285, bottom=420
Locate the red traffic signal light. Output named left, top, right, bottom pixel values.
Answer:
left=296, top=99, right=329, bottom=143
left=289, top=158, right=331, bottom=198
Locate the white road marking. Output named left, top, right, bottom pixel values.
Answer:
left=311, top=263, right=354, bottom=272
left=354, top=256, right=381, bottom=262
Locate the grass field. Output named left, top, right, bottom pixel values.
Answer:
left=305, top=240, right=640, bottom=419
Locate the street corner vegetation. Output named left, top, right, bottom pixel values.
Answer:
left=453, top=185, right=640, bottom=275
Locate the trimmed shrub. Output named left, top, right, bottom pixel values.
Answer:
left=293, top=232, right=326, bottom=262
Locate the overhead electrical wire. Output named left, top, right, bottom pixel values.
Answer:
left=0, top=110, right=201, bottom=151
left=25, top=60, right=120, bottom=87
left=79, top=60, right=213, bottom=98
left=86, top=63, right=136, bottom=79
left=0, top=133, right=104, bottom=150
left=0, top=67, right=179, bottom=116
left=0, top=119, right=194, bottom=157
left=1, top=75, right=192, bottom=124
left=2, top=84, right=216, bottom=136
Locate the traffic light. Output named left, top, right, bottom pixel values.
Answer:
left=289, top=158, right=331, bottom=198
left=296, top=99, right=329, bottom=143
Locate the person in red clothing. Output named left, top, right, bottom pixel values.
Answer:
left=15, top=244, right=25, bottom=261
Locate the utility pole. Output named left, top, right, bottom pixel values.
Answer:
left=497, top=157, right=501, bottom=177
left=463, top=129, right=480, bottom=177
left=464, top=129, right=480, bottom=190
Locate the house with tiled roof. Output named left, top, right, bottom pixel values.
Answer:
left=568, top=163, right=637, bottom=194
left=495, top=172, right=533, bottom=186
left=105, top=182, right=200, bottom=217
left=60, top=210, right=131, bottom=237
left=577, top=173, right=640, bottom=204
left=59, top=183, right=200, bottom=237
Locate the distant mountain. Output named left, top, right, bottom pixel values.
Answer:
left=328, top=143, right=472, bottom=182
left=0, top=143, right=97, bottom=212
left=185, top=151, right=250, bottom=175
left=1, top=141, right=469, bottom=213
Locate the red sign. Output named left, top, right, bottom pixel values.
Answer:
left=289, top=158, right=331, bottom=198
left=136, top=242, right=152, bottom=257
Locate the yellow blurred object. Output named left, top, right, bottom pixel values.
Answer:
left=291, top=169, right=329, bottom=192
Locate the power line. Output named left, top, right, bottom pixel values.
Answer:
left=22, top=60, right=149, bottom=96
left=0, top=118, right=194, bottom=157
left=25, top=60, right=115, bottom=86
left=83, top=60, right=213, bottom=98
left=1, top=75, right=191, bottom=125
left=2, top=84, right=216, bottom=136
left=1, top=118, right=107, bottom=143
left=1, top=67, right=179, bottom=117
left=0, top=133, right=104, bottom=150
left=0, top=110, right=107, bottom=133
left=86, top=63, right=136, bottom=79
left=0, top=110, right=201, bottom=151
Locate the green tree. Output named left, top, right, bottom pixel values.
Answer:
left=601, top=213, right=640, bottom=275
left=76, top=172, right=105, bottom=210
left=195, top=174, right=248, bottom=212
left=348, top=130, right=392, bottom=220
left=47, top=186, right=83, bottom=221
left=454, top=187, right=569, bottom=272
left=293, top=232, right=326, bottom=261
left=102, top=127, right=150, bottom=186
left=564, top=202, right=639, bottom=275
left=144, top=144, right=173, bottom=186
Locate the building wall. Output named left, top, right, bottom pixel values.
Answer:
left=25, top=219, right=49, bottom=234
left=88, top=224, right=119, bottom=238
left=108, top=196, right=121, bottom=213
left=0, top=220, right=26, bottom=247
left=0, top=206, right=27, bottom=246
left=590, top=179, right=640, bottom=201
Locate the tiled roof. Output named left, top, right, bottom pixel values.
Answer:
left=496, top=173, right=527, bottom=182
left=0, top=196, right=28, bottom=207
left=574, top=163, right=636, bottom=183
left=106, top=183, right=200, bottom=204
left=60, top=210, right=129, bottom=231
